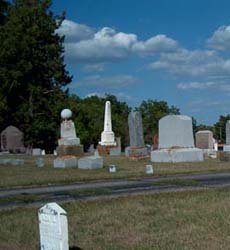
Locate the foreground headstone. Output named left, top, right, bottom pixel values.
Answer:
left=0, top=158, right=24, bottom=165
left=56, top=109, right=83, bottom=157
left=36, top=158, right=45, bottom=168
left=151, top=115, right=203, bottom=163
left=195, top=130, right=214, bottom=149
left=125, top=111, right=148, bottom=159
left=1, top=126, right=25, bottom=153
left=38, top=202, right=69, bottom=250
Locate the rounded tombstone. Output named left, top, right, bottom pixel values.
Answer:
left=61, top=109, right=72, bottom=119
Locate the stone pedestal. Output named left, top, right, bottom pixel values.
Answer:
left=56, top=145, right=83, bottom=157
left=151, top=148, right=203, bottom=163
left=78, top=155, right=103, bottom=170
left=53, top=156, right=78, bottom=168
left=97, top=145, right=118, bottom=155
left=125, top=146, right=148, bottom=159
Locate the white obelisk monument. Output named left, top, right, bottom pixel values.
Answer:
left=99, top=101, right=116, bottom=146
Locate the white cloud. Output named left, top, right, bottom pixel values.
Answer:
left=207, top=25, right=230, bottom=50
left=133, top=34, right=178, bottom=55
left=149, top=48, right=230, bottom=77
left=76, top=75, right=138, bottom=88
left=83, top=63, right=105, bottom=72
left=57, top=19, right=94, bottom=42
left=58, top=20, right=178, bottom=63
left=177, top=81, right=216, bottom=90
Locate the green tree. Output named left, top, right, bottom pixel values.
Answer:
left=137, top=99, right=180, bottom=144
left=0, top=0, right=72, bottom=150
left=213, top=115, right=230, bottom=143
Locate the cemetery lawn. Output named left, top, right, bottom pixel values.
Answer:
left=1, top=154, right=230, bottom=188
left=1, top=187, right=230, bottom=250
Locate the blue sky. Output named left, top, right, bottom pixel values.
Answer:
left=52, top=0, right=230, bottom=125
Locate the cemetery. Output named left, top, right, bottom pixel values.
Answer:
left=1, top=0, right=230, bottom=249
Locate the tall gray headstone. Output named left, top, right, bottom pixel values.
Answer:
left=226, top=120, right=230, bottom=145
left=128, top=111, right=145, bottom=147
left=38, top=202, right=69, bottom=250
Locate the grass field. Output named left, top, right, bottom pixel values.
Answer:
left=0, top=154, right=230, bottom=188
left=1, top=187, right=230, bottom=249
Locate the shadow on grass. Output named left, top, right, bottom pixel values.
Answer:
left=70, top=246, right=83, bottom=250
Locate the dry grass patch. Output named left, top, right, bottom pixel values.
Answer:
left=1, top=188, right=230, bottom=249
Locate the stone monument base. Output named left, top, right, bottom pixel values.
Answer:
left=151, top=148, right=203, bottom=163
left=58, top=138, right=80, bottom=146
left=97, top=144, right=121, bottom=156
left=78, top=156, right=103, bottom=170
left=125, top=147, right=148, bottom=159
left=53, top=156, right=78, bottom=168
left=56, top=144, right=83, bottom=157
left=223, top=145, right=230, bottom=152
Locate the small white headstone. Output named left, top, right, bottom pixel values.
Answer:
left=109, top=165, right=116, bottom=173
left=41, top=150, right=46, bottom=155
left=53, top=150, right=57, bottom=156
left=145, top=165, right=153, bottom=174
left=38, top=202, right=69, bottom=250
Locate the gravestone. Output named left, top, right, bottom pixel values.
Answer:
left=195, top=130, right=214, bottom=149
left=145, top=165, right=153, bottom=174
left=53, top=156, right=78, bottom=168
left=56, top=109, right=83, bottom=156
left=151, top=115, right=203, bottom=162
left=1, top=126, right=25, bottom=153
left=32, top=148, right=42, bottom=156
left=38, top=202, right=69, bottom=250
left=128, top=111, right=145, bottom=147
left=226, top=120, right=230, bottom=145
left=224, top=120, right=230, bottom=152
left=109, top=165, right=116, bottom=173
left=125, top=111, right=148, bottom=159
left=78, top=151, right=103, bottom=170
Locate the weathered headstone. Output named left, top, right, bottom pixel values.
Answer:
left=56, top=109, right=83, bottom=156
left=195, top=130, right=214, bottom=149
left=38, top=202, right=69, bottom=250
left=128, top=111, right=145, bottom=147
left=1, top=126, right=25, bottom=153
left=125, top=111, right=148, bottom=159
left=151, top=115, right=203, bottom=162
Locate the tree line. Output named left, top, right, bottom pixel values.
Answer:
left=0, top=0, right=228, bottom=151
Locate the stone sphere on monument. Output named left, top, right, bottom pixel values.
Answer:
left=61, top=109, right=72, bottom=120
